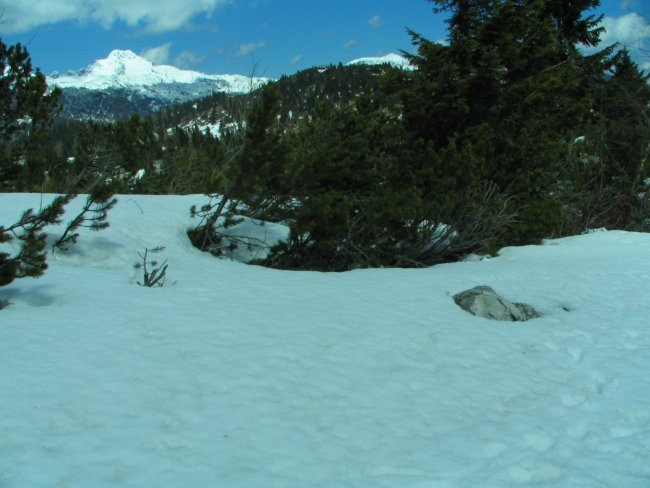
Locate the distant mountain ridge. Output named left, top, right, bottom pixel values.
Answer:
left=48, top=49, right=270, bottom=92
left=346, top=53, right=412, bottom=70
left=49, top=50, right=271, bottom=120
left=49, top=50, right=411, bottom=121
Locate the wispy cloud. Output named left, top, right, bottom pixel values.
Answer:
left=140, top=44, right=205, bottom=69
left=343, top=39, right=358, bottom=50
left=290, top=54, right=303, bottom=65
left=368, top=15, right=384, bottom=29
left=599, top=13, right=650, bottom=49
left=235, top=41, right=267, bottom=57
left=0, top=0, right=234, bottom=35
left=175, top=50, right=205, bottom=69
left=140, top=42, right=172, bottom=65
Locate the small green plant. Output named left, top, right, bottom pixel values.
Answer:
left=135, top=246, right=169, bottom=287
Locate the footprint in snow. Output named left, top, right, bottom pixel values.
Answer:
left=559, top=390, right=588, bottom=407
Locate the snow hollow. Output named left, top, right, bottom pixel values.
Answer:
left=1, top=193, right=649, bottom=487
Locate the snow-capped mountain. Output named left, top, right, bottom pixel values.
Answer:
left=49, top=50, right=270, bottom=93
left=50, top=50, right=411, bottom=121
left=346, top=53, right=413, bottom=70
left=49, top=50, right=272, bottom=121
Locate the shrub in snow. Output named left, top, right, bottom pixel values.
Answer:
left=1, top=192, right=117, bottom=307
left=1, top=195, right=72, bottom=288
left=189, top=83, right=289, bottom=258
left=135, top=246, right=169, bottom=287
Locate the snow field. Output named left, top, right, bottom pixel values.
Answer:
left=1, top=194, right=649, bottom=487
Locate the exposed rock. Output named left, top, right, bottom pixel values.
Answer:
left=453, top=286, right=540, bottom=321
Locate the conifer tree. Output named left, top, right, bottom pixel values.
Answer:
left=266, top=99, right=410, bottom=270
left=189, top=82, right=289, bottom=255
left=1, top=40, right=61, bottom=188
left=400, top=0, right=609, bottom=245
left=0, top=39, right=114, bottom=301
left=572, top=48, right=650, bottom=229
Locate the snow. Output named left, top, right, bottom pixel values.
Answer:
left=347, top=53, right=413, bottom=70
left=1, top=193, right=650, bottom=487
left=48, top=50, right=270, bottom=93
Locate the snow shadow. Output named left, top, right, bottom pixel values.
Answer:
left=0, top=284, right=57, bottom=308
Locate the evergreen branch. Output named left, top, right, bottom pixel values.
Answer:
left=53, top=190, right=117, bottom=251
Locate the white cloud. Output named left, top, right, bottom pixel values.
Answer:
left=368, top=14, right=384, bottom=29
left=599, top=13, right=650, bottom=50
left=235, top=41, right=266, bottom=57
left=343, top=39, right=358, bottom=50
left=0, top=0, right=233, bottom=34
left=140, top=42, right=172, bottom=65
left=290, top=54, right=303, bottom=65
left=175, top=50, right=205, bottom=69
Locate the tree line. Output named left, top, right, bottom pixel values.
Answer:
left=2, top=0, right=650, bottom=277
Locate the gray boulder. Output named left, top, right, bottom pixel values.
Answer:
left=453, top=286, right=540, bottom=321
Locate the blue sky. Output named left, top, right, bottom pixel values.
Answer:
left=0, top=0, right=648, bottom=78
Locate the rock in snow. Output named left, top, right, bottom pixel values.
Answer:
left=453, top=285, right=540, bottom=321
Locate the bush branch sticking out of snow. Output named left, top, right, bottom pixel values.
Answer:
left=53, top=187, right=117, bottom=252
left=135, top=246, right=169, bottom=287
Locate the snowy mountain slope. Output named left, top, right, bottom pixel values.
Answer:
left=49, top=50, right=409, bottom=120
left=49, top=50, right=271, bottom=120
left=347, top=53, right=413, bottom=69
left=1, top=193, right=650, bottom=487
left=49, top=50, right=270, bottom=93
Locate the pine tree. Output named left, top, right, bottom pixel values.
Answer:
left=400, top=0, right=610, bottom=245
left=267, top=99, right=405, bottom=270
left=1, top=39, right=61, bottom=189
left=573, top=49, right=650, bottom=229
left=0, top=39, right=114, bottom=303
left=189, top=82, right=290, bottom=255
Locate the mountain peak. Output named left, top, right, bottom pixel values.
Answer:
left=87, top=49, right=157, bottom=84
left=103, top=49, right=149, bottom=68
left=106, top=49, right=140, bottom=60
left=48, top=50, right=271, bottom=93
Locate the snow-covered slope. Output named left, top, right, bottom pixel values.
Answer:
left=51, top=50, right=411, bottom=120
left=49, top=49, right=270, bottom=93
left=1, top=193, right=650, bottom=487
left=49, top=50, right=272, bottom=120
left=347, top=53, right=413, bottom=70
